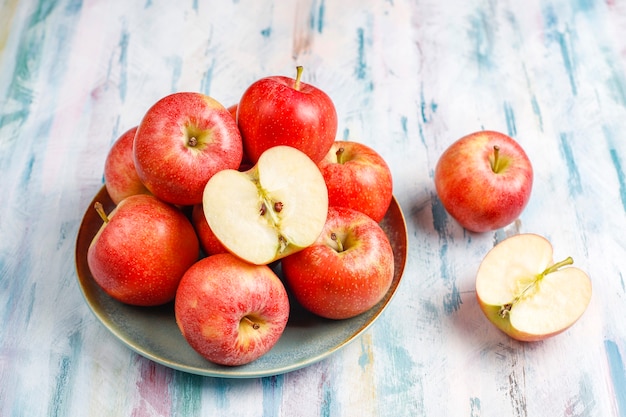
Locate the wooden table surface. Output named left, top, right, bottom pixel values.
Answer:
left=2, top=0, right=626, bottom=416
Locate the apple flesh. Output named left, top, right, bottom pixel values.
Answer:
left=87, top=194, right=200, bottom=306
left=237, top=66, right=338, bottom=164
left=475, top=233, right=592, bottom=342
left=434, top=131, right=533, bottom=232
left=202, top=145, right=329, bottom=265
left=133, top=92, right=243, bottom=206
left=318, top=141, right=393, bottom=222
left=103, top=126, right=151, bottom=205
left=175, top=253, right=290, bottom=366
left=282, top=206, right=394, bottom=319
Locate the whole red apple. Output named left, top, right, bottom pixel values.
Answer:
left=237, top=66, right=338, bottom=164
left=190, top=203, right=228, bottom=256
left=175, top=253, right=290, bottom=366
left=318, top=141, right=393, bottom=222
left=103, top=126, right=151, bottom=205
left=133, top=92, right=243, bottom=206
left=282, top=206, right=394, bottom=320
left=434, top=130, right=533, bottom=233
left=87, top=194, right=200, bottom=306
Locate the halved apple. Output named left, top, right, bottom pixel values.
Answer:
left=476, top=233, right=591, bottom=342
left=202, top=145, right=329, bottom=265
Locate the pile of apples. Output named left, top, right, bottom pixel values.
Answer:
left=87, top=67, right=396, bottom=366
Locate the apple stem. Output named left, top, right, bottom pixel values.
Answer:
left=490, top=145, right=502, bottom=173
left=330, top=232, right=344, bottom=252
left=294, top=66, right=304, bottom=91
left=188, top=136, right=198, bottom=147
left=335, top=147, right=345, bottom=164
left=242, top=316, right=260, bottom=330
left=94, top=202, right=109, bottom=223
left=498, top=256, right=576, bottom=318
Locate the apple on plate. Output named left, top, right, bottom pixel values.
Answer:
left=103, top=126, right=151, bottom=205
left=202, top=145, right=329, bottom=265
left=191, top=203, right=228, bottom=256
left=281, top=206, right=394, bottom=320
left=318, top=141, right=393, bottom=222
left=175, top=253, right=290, bottom=366
left=133, top=92, right=243, bottom=206
left=434, top=130, right=533, bottom=233
left=87, top=194, right=200, bottom=306
left=475, top=233, right=592, bottom=342
left=237, top=66, right=338, bottom=164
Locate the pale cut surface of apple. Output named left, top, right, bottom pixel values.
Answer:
left=203, top=145, right=329, bottom=265
left=476, top=233, right=592, bottom=341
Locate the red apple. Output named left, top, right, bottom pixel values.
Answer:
left=202, top=145, right=329, bottom=265
left=434, top=130, right=533, bottom=232
left=282, top=206, right=394, bottom=320
left=103, top=126, right=151, bottom=205
left=87, top=194, right=200, bottom=306
left=318, top=141, right=393, bottom=222
left=191, top=203, right=228, bottom=256
left=133, top=92, right=243, bottom=206
left=237, top=66, right=338, bottom=164
left=175, top=253, right=290, bottom=366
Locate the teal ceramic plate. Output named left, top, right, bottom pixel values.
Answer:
left=75, top=186, right=408, bottom=378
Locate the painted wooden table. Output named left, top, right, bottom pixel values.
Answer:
left=2, top=0, right=626, bottom=416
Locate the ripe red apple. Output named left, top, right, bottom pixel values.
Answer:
left=103, top=126, right=151, bottom=204
left=87, top=194, right=200, bottom=306
left=175, top=253, right=290, bottom=366
left=202, top=145, right=329, bottom=265
left=133, top=92, right=243, bottom=206
left=476, top=233, right=592, bottom=341
left=434, top=130, right=533, bottom=232
left=190, top=203, right=228, bottom=256
left=237, top=66, right=338, bottom=164
left=282, top=206, right=394, bottom=320
left=318, top=141, right=393, bottom=222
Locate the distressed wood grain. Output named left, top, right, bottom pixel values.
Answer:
left=1, top=0, right=626, bottom=416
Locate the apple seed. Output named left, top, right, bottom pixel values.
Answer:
left=274, top=202, right=284, bottom=212
left=498, top=256, right=575, bottom=318
left=260, top=202, right=267, bottom=216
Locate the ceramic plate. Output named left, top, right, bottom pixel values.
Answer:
left=75, top=186, right=408, bottom=378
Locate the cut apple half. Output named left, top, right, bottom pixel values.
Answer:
left=203, top=145, right=329, bottom=265
left=476, top=233, right=591, bottom=342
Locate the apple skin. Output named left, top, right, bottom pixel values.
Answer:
left=434, top=130, right=533, bottom=233
left=191, top=203, right=228, bottom=256
left=476, top=233, right=592, bottom=342
left=318, top=141, right=393, bottom=222
left=281, top=206, right=394, bottom=320
left=87, top=194, right=200, bottom=306
left=103, top=126, right=151, bottom=205
left=133, top=92, right=243, bottom=206
left=175, top=253, right=290, bottom=366
left=237, top=67, right=338, bottom=164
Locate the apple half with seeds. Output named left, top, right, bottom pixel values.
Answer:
left=476, top=233, right=591, bottom=342
left=202, top=145, right=329, bottom=265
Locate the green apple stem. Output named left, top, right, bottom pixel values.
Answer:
left=94, top=202, right=109, bottom=224
left=242, top=316, right=260, bottom=330
left=294, top=66, right=304, bottom=91
left=498, top=256, right=574, bottom=318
